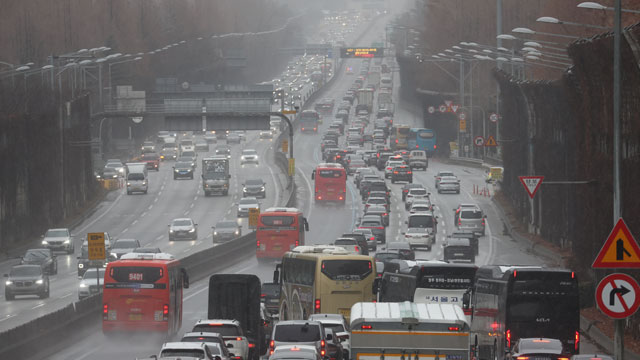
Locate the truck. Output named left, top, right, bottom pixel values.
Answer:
left=125, top=162, right=148, bottom=195
left=202, top=156, right=230, bottom=196
left=367, top=71, right=380, bottom=90
left=208, top=274, right=265, bottom=360
left=356, top=89, right=374, bottom=114
left=350, top=302, right=470, bottom=360
left=377, top=90, right=393, bottom=106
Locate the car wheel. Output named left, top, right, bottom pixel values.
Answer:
left=5, top=291, right=14, bottom=300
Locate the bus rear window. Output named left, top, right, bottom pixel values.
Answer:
left=321, top=260, right=372, bottom=280
left=260, top=216, right=295, bottom=226
left=274, top=324, right=321, bottom=342
left=398, top=128, right=410, bottom=136
left=318, top=170, right=344, bottom=178
left=109, top=266, right=163, bottom=284
left=418, top=132, right=434, bottom=139
left=417, top=267, right=476, bottom=289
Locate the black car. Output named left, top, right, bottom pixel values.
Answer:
left=386, top=242, right=416, bottom=260
left=4, top=265, right=50, bottom=300
left=363, top=181, right=389, bottom=201
left=340, top=233, right=370, bottom=254
left=261, top=282, right=281, bottom=315
left=21, top=248, right=57, bottom=275
left=243, top=178, right=266, bottom=198
left=449, top=231, right=480, bottom=255
left=173, top=161, right=194, bottom=179
left=212, top=220, right=242, bottom=242
left=443, top=238, right=475, bottom=263
left=390, top=165, right=413, bottom=183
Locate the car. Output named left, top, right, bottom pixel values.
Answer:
left=408, top=150, right=428, bottom=170
left=384, top=160, right=404, bottom=178
left=405, top=188, right=430, bottom=210
left=333, top=238, right=365, bottom=255
left=140, top=152, right=160, bottom=171
left=241, top=149, right=260, bottom=165
left=237, top=197, right=260, bottom=217
left=260, top=130, right=274, bottom=139
left=442, top=237, right=474, bottom=263
left=354, top=168, right=376, bottom=188
left=193, top=319, right=250, bottom=360
left=364, top=205, right=389, bottom=227
left=4, top=265, right=50, bottom=300
left=160, top=146, right=178, bottom=161
left=21, top=248, right=57, bottom=275
left=385, top=242, right=415, bottom=260
left=181, top=150, right=198, bottom=164
left=403, top=226, right=435, bottom=251
left=357, top=215, right=386, bottom=243
left=141, top=141, right=156, bottom=153
left=363, top=181, right=389, bottom=202
left=105, top=159, right=125, bottom=174
left=216, top=145, right=232, bottom=159
left=205, top=132, right=218, bottom=143
left=438, top=176, right=460, bottom=194
left=77, top=267, right=105, bottom=300
left=98, top=165, right=120, bottom=180
left=195, top=139, right=210, bottom=152
left=168, top=218, right=198, bottom=241
left=364, top=196, right=389, bottom=213
left=270, top=345, right=322, bottom=360
left=374, top=251, right=404, bottom=266
left=181, top=332, right=233, bottom=360
left=348, top=229, right=377, bottom=251
left=109, top=238, right=141, bottom=259
left=307, top=314, right=350, bottom=360
left=243, top=178, right=266, bottom=198
left=434, top=171, right=455, bottom=188
left=454, top=203, right=482, bottom=222
left=227, top=133, right=242, bottom=144
left=571, top=355, right=614, bottom=360
left=261, top=282, right=281, bottom=315
left=158, top=342, right=217, bottom=360
left=212, top=220, right=242, bottom=242
left=390, top=165, right=412, bottom=183
left=40, top=228, right=74, bottom=254
left=269, top=320, right=326, bottom=357
left=173, top=161, right=195, bottom=179
left=507, top=338, right=568, bottom=360
left=457, top=207, right=486, bottom=235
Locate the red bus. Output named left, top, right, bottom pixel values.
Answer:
left=256, top=207, right=309, bottom=262
left=102, top=252, right=189, bottom=335
left=311, top=163, right=347, bottom=203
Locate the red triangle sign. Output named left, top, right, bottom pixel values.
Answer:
left=592, top=218, right=640, bottom=268
left=518, top=176, right=544, bottom=199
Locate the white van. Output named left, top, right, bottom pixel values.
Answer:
left=125, top=162, right=148, bottom=195
left=408, top=150, right=428, bottom=170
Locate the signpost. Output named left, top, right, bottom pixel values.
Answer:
left=518, top=176, right=544, bottom=199
left=489, top=113, right=499, bottom=123
left=459, top=119, right=467, bottom=132
left=595, top=273, right=640, bottom=319
left=484, top=135, right=498, bottom=147
left=439, top=105, right=447, bottom=113
left=87, top=233, right=106, bottom=261
left=428, top=106, right=435, bottom=114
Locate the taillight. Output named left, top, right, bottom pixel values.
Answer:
left=407, top=171, right=412, bottom=174
left=163, top=304, right=169, bottom=320
left=370, top=237, right=375, bottom=241
left=448, top=327, right=460, bottom=331
left=270, top=340, right=275, bottom=355
left=261, top=293, right=266, bottom=298
left=320, top=340, right=326, bottom=356
left=355, top=245, right=360, bottom=252
left=103, top=304, right=108, bottom=320
left=458, top=218, right=462, bottom=226
left=315, top=299, right=321, bottom=311
left=434, top=145, right=437, bottom=149
left=575, top=330, right=580, bottom=351
left=482, top=218, right=485, bottom=226
left=506, top=329, right=511, bottom=348
left=395, top=139, right=398, bottom=143
left=295, top=240, right=299, bottom=247
left=256, top=240, right=260, bottom=248
left=361, top=325, right=372, bottom=329
left=516, top=357, right=529, bottom=360
left=393, top=171, right=398, bottom=174
left=248, top=343, right=256, bottom=348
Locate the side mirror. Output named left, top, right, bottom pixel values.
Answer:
left=404, top=220, right=408, bottom=224
left=303, top=218, right=310, bottom=231
left=215, top=356, right=222, bottom=360
left=311, top=170, right=316, bottom=180
left=41, top=235, right=45, bottom=238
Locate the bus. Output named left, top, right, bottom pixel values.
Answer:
left=390, top=125, right=410, bottom=150
left=408, top=128, right=437, bottom=155
left=102, top=252, right=189, bottom=335
left=256, top=207, right=309, bottom=261
left=311, top=163, right=347, bottom=203
left=378, top=260, right=477, bottom=316
left=274, top=245, right=376, bottom=321
left=471, top=266, right=580, bottom=360
left=299, top=110, right=320, bottom=133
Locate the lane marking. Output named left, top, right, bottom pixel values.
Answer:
left=60, top=293, right=73, bottom=299
left=31, top=303, right=45, bottom=309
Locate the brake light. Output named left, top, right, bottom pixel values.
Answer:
left=383, top=213, right=388, bottom=216
left=315, top=299, right=321, bottom=311
left=395, top=139, right=398, bottom=143
left=557, top=358, right=569, bottom=360
left=261, top=293, right=266, bottom=298
left=375, top=226, right=383, bottom=230
left=270, top=340, right=275, bottom=355
left=506, top=329, right=511, bottom=348
left=513, top=270, right=517, bottom=278
left=458, top=218, right=461, bottom=226
left=248, top=343, right=256, bottom=348
left=393, top=171, right=398, bottom=174
left=572, top=271, right=575, bottom=279
left=407, top=171, right=412, bottom=174
left=256, top=240, right=260, bottom=248
left=416, top=145, right=419, bottom=148
left=434, top=145, right=437, bottom=149
left=482, top=218, right=485, bottom=226
left=103, top=304, right=108, bottom=319
left=516, top=357, right=529, bottom=360
left=448, top=327, right=460, bottom=331
left=361, top=325, right=372, bottom=329
left=320, top=340, right=326, bottom=356
left=368, top=261, right=372, bottom=269
left=295, top=240, right=299, bottom=247
left=575, top=330, right=580, bottom=351
left=163, top=304, right=169, bottom=320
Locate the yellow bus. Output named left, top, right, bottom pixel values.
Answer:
left=273, top=245, right=376, bottom=322
left=391, top=125, right=411, bottom=150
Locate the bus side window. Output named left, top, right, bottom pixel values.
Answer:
left=303, top=217, right=309, bottom=231
left=311, top=170, right=315, bottom=180
left=181, top=268, right=190, bottom=289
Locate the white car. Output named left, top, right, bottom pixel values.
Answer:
left=237, top=197, right=260, bottom=217
left=78, top=267, right=105, bottom=300
left=158, top=342, right=216, bottom=359
left=404, top=226, right=435, bottom=251
left=384, top=160, right=404, bottom=178
left=168, top=218, right=198, bottom=241
left=307, top=313, right=351, bottom=359
left=41, top=228, right=74, bottom=254
left=404, top=188, right=430, bottom=210
left=240, top=149, right=259, bottom=164
left=192, top=319, right=250, bottom=360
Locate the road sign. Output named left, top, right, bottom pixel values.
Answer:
left=596, top=273, right=640, bottom=319
left=87, top=233, right=105, bottom=260
left=439, top=105, right=447, bottom=113
left=458, top=112, right=466, bottom=120
left=518, top=176, right=544, bottom=199
left=281, top=139, right=288, bottom=152
left=340, top=47, right=384, bottom=58
left=489, top=113, right=499, bottom=123
left=288, top=158, right=295, bottom=176
left=485, top=135, right=498, bottom=147
left=282, top=110, right=297, bottom=114
left=459, top=119, right=467, bottom=132
left=593, top=218, right=640, bottom=268
left=474, top=136, right=484, bottom=147
left=248, top=208, right=260, bottom=228
left=451, top=105, right=459, bottom=113
left=428, top=106, right=435, bottom=114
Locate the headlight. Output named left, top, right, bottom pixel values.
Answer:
left=36, top=279, right=43, bottom=285
left=5, top=280, right=12, bottom=286
left=260, top=187, right=265, bottom=191
left=213, top=231, right=218, bottom=236
left=142, top=181, right=147, bottom=185
left=174, top=169, right=179, bottom=173
left=127, top=182, right=131, bottom=186
left=188, top=228, right=195, bottom=233
left=79, top=283, right=87, bottom=288
left=118, top=168, right=124, bottom=173
left=235, top=231, right=239, bottom=235
left=169, top=229, right=175, bottom=233
left=78, top=263, right=84, bottom=269
left=64, top=239, right=70, bottom=244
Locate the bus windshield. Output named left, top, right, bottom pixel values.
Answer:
left=260, top=215, right=295, bottom=227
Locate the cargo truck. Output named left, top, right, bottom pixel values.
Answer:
left=202, top=156, right=230, bottom=196
left=125, top=162, right=148, bottom=194
left=356, top=89, right=374, bottom=114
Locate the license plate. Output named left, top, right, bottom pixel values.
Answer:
left=338, top=309, right=350, bottom=317
left=129, top=314, right=143, bottom=321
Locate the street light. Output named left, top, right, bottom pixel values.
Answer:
left=536, top=16, right=608, bottom=29
left=512, top=27, right=580, bottom=39
left=578, top=1, right=640, bottom=14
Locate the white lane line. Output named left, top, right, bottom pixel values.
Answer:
left=184, top=211, right=190, bottom=216
left=121, top=228, right=128, bottom=234
left=75, top=191, right=124, bottom=233
left=196, top=241, right=202, bottom=246
left=190, top=203, right=195, bottom=209
left=132, top=220, right=138, bottom=225
left=158, top=191, right=163, bottom=196
left=60, top=293, right=73, bottom=299
left=182, top=248, right=190, bottom=253
left=141, top=212, right=147, bottom=217
left=148, top=205, right=153, bottom=210
left=0, top=314, right=14, bottom=322
left=156, top=235, right=163, bottom=240
left=194, top=196, right=198, bottom=201
left=31, top=303, right=45, bottom=309
left=154, top=198, right=159, bottom=203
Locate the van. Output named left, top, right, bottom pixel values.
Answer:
left=408, top=150, right=428, bottom=170
left=125, top=162, right=148, bottom=195
left=457, top=208, right=486, bottom=235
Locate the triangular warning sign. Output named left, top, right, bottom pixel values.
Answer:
left=485, top=135, right=497, bottom=147
left=451, top=105, right=459, bottom=113
left=518, top=176, right=544, bottom=199
left=593, top=218, right=640, bottom=268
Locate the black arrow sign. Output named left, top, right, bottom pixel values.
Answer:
left=610, top=285, right=631, bottom=306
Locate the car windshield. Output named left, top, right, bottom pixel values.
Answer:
left=11, top=266, right=42, bottom=276
left=175, top=162, right=192, bottom=169
left=193, top=324, right=240, bottom=336
left=322, top=323, right=346, bottom=335
left=24, top=249, right=49, bottom=260
left=274, top=324, right=321, bottom=342
left=181, top=336, right=222, bottom=345
left=439, top=172, right=454, bottom=177
left=113, top=240, right=138, bottom=249
left=133, top=247, right=161, bottom=253
left=182, top=151, right=196, bottom=157
left=45, top=229, right=68, bottom=237
left=216, top=221, right=238, bottom=229
left=160, top=349, right=205, bottom=358
left=409, top=189, right=427, bottom=196
left=143, top=154, right=158, bottom=160
left=82, top=268, right=106, bottom=280
left=127, top=173, right=145, bottom=181
left=172, top=219, right=193, bottom=226
left=461, top=210, right=483, bottom=219
left=216, top=147, right=229, bottom=153
left=334, top=239, right=356, bottom=246
left=243, top=150, right=258, bottom=156
left=245, top=179, right=264, bottom=186
left=375, top=253, right=402, bottom=261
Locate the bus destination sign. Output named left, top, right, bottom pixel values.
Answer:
left=340, top=47, right=384, bottom=58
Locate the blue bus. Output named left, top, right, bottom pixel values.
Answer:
left=408, top=128, right=436, bottom=155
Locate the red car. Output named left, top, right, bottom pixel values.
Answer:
left=141, top=152, right=160, bottom=171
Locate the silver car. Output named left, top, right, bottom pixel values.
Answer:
left=78, top=267, right=105, bottom=300
left=457, top=208, right=486, bottom=236
left=168, top=218, right=198, bottom=241
left=4, top=264, right=50, bottom=300
left=269, top=320, right=326, bottom=357
left=434, top=171, right=455, bottom=188
left=438, top=176, right=460, bottom=194
left=213, top=220, right=242, bottom=242
left=237, top=197, right=259, bottom=218
left=41, top=228, right=74, bottom=254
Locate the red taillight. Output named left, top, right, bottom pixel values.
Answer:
left=575, top=330, right=580, bottom=351
left=393, top=171, right=398, bottom=174
left=256, top=240, right=260, bottom=248
left=270, top=340, right=275, bottom=355
left=416, top=145, right=419, bottom=148
left=383, top=213, right=388, bottom=216
left=434, top=144, right=437, bottom=149
left=513, top=270, right=517, bottom=278
left=295, top=240, right=299, bottom=247
left=370, top=237, right=375, bottom=241
left=368, top=261, right=372, bottom=269
left=320, top=340, right=326, bottom=356
left=516, top=357, right=529, bottom=360
left=315, top=299, right=321, bottom=311
left=395, top=139, right=398, bottom=143
left=448, top=327, right=460, bottom=331
left=407, top=171, right=412, bottom=174
left=103, top=304, right=108, bottom=319
left=235, top=337, right=242, bottom=341
left=506, top=329, right=511, bottom=348
left=572, top=271, right=575, bottom=279
left=361, top=325, right=372, bottom=329
left=261, top=293, right=266, bottom=298
left=375, top=226, right=383, bottom=230
left=458, top=218, right=462, bottom=226
left=463, top=308, right=472, bottom=316
left=490, top=322, right=499, bottom=331
left=482, top=219, right=485, bottom=226
left=248, top=343, right=256, bottom=348
left=163, top=304, right=169, bottom=315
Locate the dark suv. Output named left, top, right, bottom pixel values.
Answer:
left=390, top=165, right=413, bottom=183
